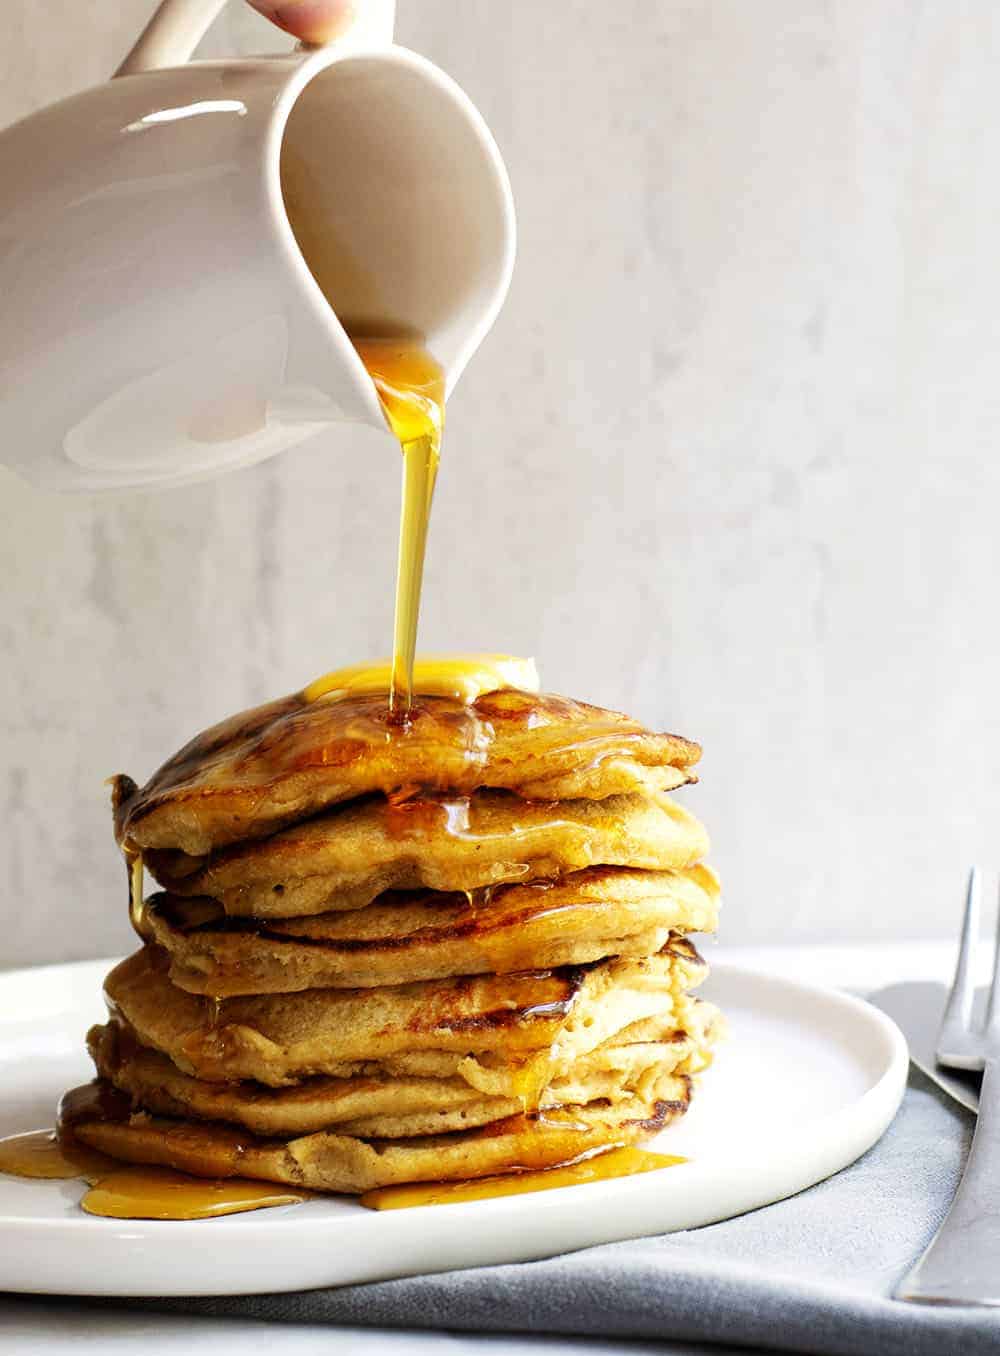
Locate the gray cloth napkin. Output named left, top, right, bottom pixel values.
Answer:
left=126, top=1068, right=1000, bottom=1355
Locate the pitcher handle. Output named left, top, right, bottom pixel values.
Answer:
left=115, top=0, right=229, bottom=77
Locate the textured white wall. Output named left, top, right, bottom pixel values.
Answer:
left=3, top=1, right=1000, bottom=966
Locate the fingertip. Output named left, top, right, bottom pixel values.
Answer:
left=246, top=1, right=357, bottom=46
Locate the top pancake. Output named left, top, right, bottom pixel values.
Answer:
left=112, top=687, right=701, bottom=856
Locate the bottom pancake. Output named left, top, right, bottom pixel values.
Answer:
left=61, top=1074, right=695, bottom=1194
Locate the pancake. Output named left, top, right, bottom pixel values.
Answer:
left=108, top=1008, right=706, bottom=1104
left=62, top=1076, right=695, bottom=1194
left=147, top=864, right=720, bottom=995
left=87, top=1001, right=720, bottom=1139
left=145, top=791, right=710, bottom=919
left=113, top=687, right=701, bottom=857
left=104, top=943, right=707, bottom=1090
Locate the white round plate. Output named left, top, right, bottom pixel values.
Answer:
left=0, top=956, right=907, bottom=1297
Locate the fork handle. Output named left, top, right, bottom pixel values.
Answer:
left=897, top=1055, right=1000, bottom=1304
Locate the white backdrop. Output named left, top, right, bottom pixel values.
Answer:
left=3, top=1, right=1000, bottom=965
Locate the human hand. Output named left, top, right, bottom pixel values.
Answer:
left=244, top=1, right=358, bottom=45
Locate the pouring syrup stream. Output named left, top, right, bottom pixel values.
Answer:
left=350, top=335, right=445, bottom=717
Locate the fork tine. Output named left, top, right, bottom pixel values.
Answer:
left=987, top=877, right=1000, bottom=1034
left=940, top=867, right=980, bottom=1049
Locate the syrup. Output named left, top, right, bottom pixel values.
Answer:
left=359, top=1146, right=685, bottom=1210
left=382, top=790, right=472, bottom=841
left=0, top=1129, right=117, bottom=1182
left=350, top=336, right=444, bottom=716
left=507, top=1054, right=551, bottom=1113
left=0, top=1116, right=308, bottom=1221
left=80, top=1166, right=308, bottom=1221
left=125, top=847, right=148, bottom=941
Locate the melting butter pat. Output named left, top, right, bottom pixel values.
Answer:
left=304, top=655, right=540, bottom=705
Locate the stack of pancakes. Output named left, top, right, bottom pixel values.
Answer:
left=64, top=684, right=722, bottom=1195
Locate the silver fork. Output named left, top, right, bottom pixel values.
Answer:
left=897, top=867, right=1000, bottom=1305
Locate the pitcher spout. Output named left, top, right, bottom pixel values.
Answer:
left=0, top=45, right=514, bottom=492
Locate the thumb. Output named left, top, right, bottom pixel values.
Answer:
left=245, top=1, right=357, bottom=45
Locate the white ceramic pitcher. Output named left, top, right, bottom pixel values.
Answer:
left=0, top=0, right=515, bottom=491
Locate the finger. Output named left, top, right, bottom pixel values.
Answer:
left=245, top=0, right=357, bottom=45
